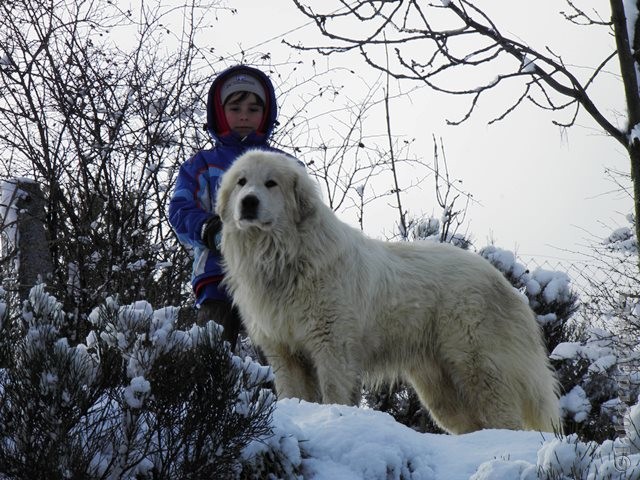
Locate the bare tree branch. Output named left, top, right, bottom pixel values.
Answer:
left=289, top=0, right=624, bottom=143
left=290, top=0, right=640, bottom=271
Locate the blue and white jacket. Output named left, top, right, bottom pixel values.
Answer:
left=169, top=65, right=288, bottom=304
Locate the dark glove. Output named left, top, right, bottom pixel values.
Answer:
left=201, top=215, right=223, bottom=253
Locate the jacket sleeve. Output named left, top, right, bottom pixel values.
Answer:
left=169, top=152, right=216, bottom=248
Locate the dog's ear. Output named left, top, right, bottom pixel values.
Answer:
left=215, top=172, right=232, bottom=221
left=293, top=167, right=318, bottom=224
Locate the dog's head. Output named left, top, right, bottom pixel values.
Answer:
left=216, top=150, right=318, bottom=232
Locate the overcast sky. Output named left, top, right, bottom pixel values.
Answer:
left=208, top=0, right=630, bottom=267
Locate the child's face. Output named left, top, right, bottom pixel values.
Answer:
left=223, top=93, right=264, bottom=137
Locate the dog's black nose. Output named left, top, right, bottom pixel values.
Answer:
left=240, top=194, right=259, bottom=220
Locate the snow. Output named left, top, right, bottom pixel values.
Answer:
left=589, top=353, right=618, bottom=374
left=124, top=376, right=151, bottom=409
left=559, top=385, right=592, bottom=423
left=605, top=225, right=637, bottom=253
left=624, top=0, right=639, bottom=51
left=627, top=401, right=640, bottom=455
left=249, top=399, right=549, bottom=479
left=549, top=326, right=633, bottom=431
left=243, top=399, right=640, bottom=479
left=480, top=246, right=527, bottom=280
left=536, top=312, right=558, bottom=326
left=526, top=269, right=572, bottom=304
left=521, top=54, right=536, bottom=73
left=5, top=285, right=640, bottom=478
left=550, top=328, right=617, bottom=364
left=480, top=245, right=573, bottom=313
left=624, top=0, right=640, bottom=106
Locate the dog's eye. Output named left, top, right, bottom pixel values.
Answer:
left=265, top=180, right=277, bottom=188
left=237, top=178, right=247, bottom=187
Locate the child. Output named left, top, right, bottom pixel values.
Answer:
left=169, top=65, right=289, bottom=352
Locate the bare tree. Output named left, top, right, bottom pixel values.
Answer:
left=0, top=0, right=443, bottom=345
left=290, top=0, right=640, bottom=270
left=275, top=67, right=464, bottom=238
left=0, top=0, right=475, bottom=343
left=0, top=0, right=232, bottom=332
left=431, top=135, right=471, bottom=246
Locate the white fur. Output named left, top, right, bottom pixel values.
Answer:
left=216, top=150, right=562, bottom=434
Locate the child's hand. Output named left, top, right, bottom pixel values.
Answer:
left=201, top=215, right=223, bottom=253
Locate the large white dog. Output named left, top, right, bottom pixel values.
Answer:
left=216, top=150, right=561, bottom=434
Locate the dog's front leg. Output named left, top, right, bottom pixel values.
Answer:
left=312, top=344, right=361, bottom=406
left=265, top=343, right=321, bottom=402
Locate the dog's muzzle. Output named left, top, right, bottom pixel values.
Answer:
left=240, top=194, right=259, bottom=220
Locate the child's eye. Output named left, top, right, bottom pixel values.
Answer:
left=238, top=178, right=247, bottom=186
left=265, top=180, right=277, bottom=188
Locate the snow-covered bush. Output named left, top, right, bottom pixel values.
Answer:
left=549, top=327, right=640, bottom=442
left=481, top=244, right=640, bottom=443
left=0, top=286, right=282, bottom=479
left=480, top=245, right=579, bottom=353
left=627, top=401, right=640, bottom=455
left=478, top=246, right=639, bottom=442
left=409, top=215, right=471, bottom=249
left=472, top=432, right=640, bottom=479
left=603, top=214, right=637, bottom=255
left=550, top=215, right=640, bottom=444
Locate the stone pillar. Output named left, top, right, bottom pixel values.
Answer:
left=10, top=180, right=53, bottom=301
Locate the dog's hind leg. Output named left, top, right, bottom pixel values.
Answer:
left=407, top=357, right=523, bottom=434
left=407, top=364, right=482, bottom=434
left=267, top=344, right=321, bottom=402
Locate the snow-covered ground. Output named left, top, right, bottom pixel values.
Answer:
left=3, top=246, right=640, bottom=479
left=246, top=399, right=640, bottom=480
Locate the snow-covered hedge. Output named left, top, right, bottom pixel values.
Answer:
left=479, top=245, right=640, bottom=444
left=0, top=285, right=281, bottom=479
left=473, top=432, right=640, bottom=480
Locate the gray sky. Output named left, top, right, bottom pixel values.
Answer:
left=211, top=0, right=630, bottom=266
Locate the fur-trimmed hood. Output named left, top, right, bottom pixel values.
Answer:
left=205, top=65, right=279, bottom=147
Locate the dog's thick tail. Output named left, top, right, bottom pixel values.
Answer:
left=523, top=363, right=563, bottom=434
